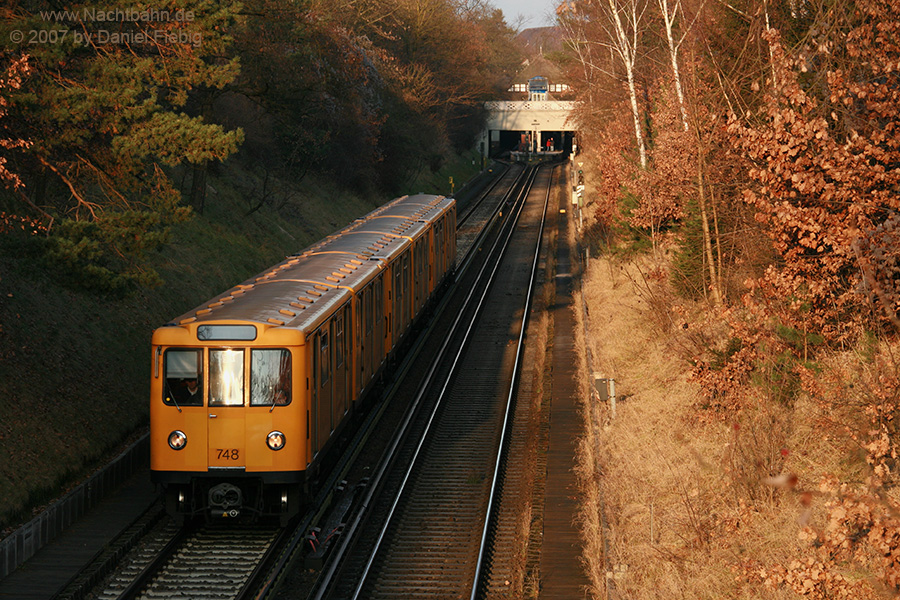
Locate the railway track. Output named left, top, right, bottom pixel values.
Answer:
left=455, top=163, right=521, bottom=262
left=40, top=163, right=527, bottom=600
left=305, top=163, right=556, bottom=599
left=107, top=525, right=283, bottom=600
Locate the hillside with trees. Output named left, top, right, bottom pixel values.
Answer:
left=0, top=0, right=521, bottom=531
left=0, top=0, right=521, bottom=292
left=557, top=0, right=900, bottom=597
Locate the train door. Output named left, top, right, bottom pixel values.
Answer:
left=162, top=348, right=207, bottom=470
left=426, top=229, right=435, bottom=297
left=374, top=274, right=385, bottom=364
left=311, top=322, right=333, bottom=454
left=413, top=240, right=422, bottom=314
left=401, top=252, right=410, bottom=330
left=417, top=239, right=427, bottom=311
left=333, top=304, right=350, bottom=423
left=355, top=290, right=364, bottom=399
left=359, top=284, right=375, bottom=392
left=435, top=219, right=444, bottom=282
left=342, top=303, right=352, bottom=408
left=392, top=260, right=401, bottom=345
left=207, top=348, right=247, bottom=469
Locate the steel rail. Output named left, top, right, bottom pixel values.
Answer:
left=456, top=162, right=514, bottom=229
left=253, top=165, right=521, bottom=600
left=113, top=525, right=190, bottom=600
left=469, top=164, right=555, bottom=600
left=306, top=166, right=536, bottom=600
left=235, top=525, right=298, bottom=600
left=346, top=165, right=541, bottom=600
left=47, top=165, right=519, bottom=600
left=454, top=165, right=523, bottom=275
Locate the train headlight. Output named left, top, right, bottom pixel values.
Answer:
left=168, top=430, right=187, bottom=450
left=266, top=431, right=285, bottom=451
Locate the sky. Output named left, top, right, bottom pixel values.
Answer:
left=491, top=0, right=557, bottom=29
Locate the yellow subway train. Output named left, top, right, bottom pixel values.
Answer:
left=150, top=194, right=456, bottom=522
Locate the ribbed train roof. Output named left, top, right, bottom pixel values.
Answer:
left=160, top=193, right=452, bottom=336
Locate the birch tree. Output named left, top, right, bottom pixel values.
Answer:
left=561, top=0, right=649, bottom=168
left=657, top=0, right=690, bottom=130
left=602, top=0, right=649, bottom=168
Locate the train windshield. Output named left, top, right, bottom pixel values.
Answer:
left=162, top=348, right=290, bottom=408
left=163, top=349, right=203, bottom=407
left=209, top=349, right=245, bottom=406
left=250, top=349, right=292, bottom=406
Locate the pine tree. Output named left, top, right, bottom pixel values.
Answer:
left=1, top=0, right=243, bottom=292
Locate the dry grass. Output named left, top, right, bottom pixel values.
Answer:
left=574, top=249, right=859, bottom=599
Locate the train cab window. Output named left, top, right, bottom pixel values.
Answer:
left=250, top=349, right=291, bottom=406
left=163, top=349, right=203, bottom=407
left=209, top=349, right=245, bottom=406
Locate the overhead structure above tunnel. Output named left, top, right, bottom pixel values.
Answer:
left=480, top=76, right=577, bottom=161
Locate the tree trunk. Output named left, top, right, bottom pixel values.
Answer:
left=713, top=185, right=724, bottom=303
left=607, top=0, right=647, bottom=168
left=659, top=0, right=689, bottom=131
left=626, top=70, right=647, bottom=168
left=190, top=160, right=208, bottom=215
left=698, top=151, right=721, bottom=305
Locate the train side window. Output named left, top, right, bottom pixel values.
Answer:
left=163, top=349, right=203, bottom=406
left=209, top=349, right=245, bottom=406
left=320, top=330, right=330, bottom=385
left=250, top=349, right=291, bottom=406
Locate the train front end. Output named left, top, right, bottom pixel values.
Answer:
left=150, top=320, right=308, bottom=524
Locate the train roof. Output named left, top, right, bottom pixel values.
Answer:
left=297, top=194, right=449, bottom=254
left=162, top=251, right=384, bottom=335
left=303, top=229, right=411, bottom=263
left=413, top=201, right=455, bottom=224
left=211, top=281, right=350, bottom=335
left=349, top=216, right=429, bottom=241
left=367, top=194, right=453, bottom=219
left=267, top=252, right=383, bottom=292
left=155, top=193, right=454, bottom=340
